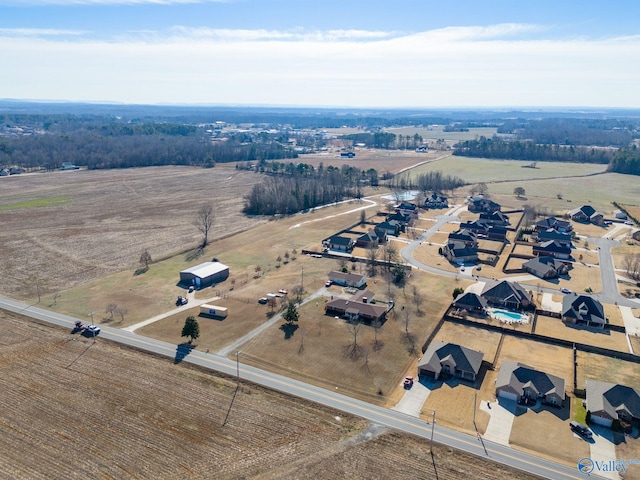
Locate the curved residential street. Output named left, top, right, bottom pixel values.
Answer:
left=0, top=296, right=592, bottom=480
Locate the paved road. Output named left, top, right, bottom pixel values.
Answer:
left=0, top=296, right=592, bottom=480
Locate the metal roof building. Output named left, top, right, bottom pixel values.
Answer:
left=179, top=261, right=229, bottom=289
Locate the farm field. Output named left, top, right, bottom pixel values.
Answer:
left=0, top=311, right=543, bottom=480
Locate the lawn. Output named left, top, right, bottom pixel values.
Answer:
left=576, top=351, right=640, bottom=390
left=431, top=321, right=503, bottom=364
left=534, top=315, right=629, bottom=352
left=497, top=335, right=574, bottom=383
left=509, top=397, right=588, bottom=468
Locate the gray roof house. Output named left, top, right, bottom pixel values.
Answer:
left=586, top=380, right=640, bottom=427
left=468, top=197, right=501, bottom=214
left=523, top=256, right=569, bottom=279
left=355, top=230, right=383, bottom=249
left=496, top=360, right=565, bottom=406
left=443, top=241, right=478, bottom=264
left=452, top=292, right=488, bottom=312
left=533, top=240, right=572, bottom=260
left=328, top=271, right=367, bottom=289
left=534, top=216, right=572, bottom=233
left=418, top=342, right=484, bottom=381
left=424, top=193, right=448, bottom=209
left=448, top=229, right=478, bottom=246
left=568, top=205, right=604, bottom=225
left=536, top=228, right=572, bottom=246
left=481, top=280, right=532, bottom=310
left=479, top=211, right=510, bottom=226
left=562, top=293, right=606, bottom=328
left=325, top=235, right=355, bottom=253
left=325, top=289, right=388, bottom=323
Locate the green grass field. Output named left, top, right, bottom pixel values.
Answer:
left=383, top=126, right=503, bottom=142
left=0, top=195, right=72, bottom=210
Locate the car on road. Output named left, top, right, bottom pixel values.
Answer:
left=85, top=325, right=101, bottom=336
left=570, top=421, right=592, bottom=439
left=561, top=288, right=571, bottom=294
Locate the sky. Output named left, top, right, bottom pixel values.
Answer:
left=1, top=0, right=640, bottom=108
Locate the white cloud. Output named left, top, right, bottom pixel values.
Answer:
left=0, top=27, right=88, bottom=37
left=2, top=24, right=639, bottom=107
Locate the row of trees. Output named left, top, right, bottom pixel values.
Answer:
left=453, top=137, right=613, bottom=164
left=608, top=146, right=640, bottom=175
left=243, top=164, right=375, bottom=215
left=338, top=132, right=426, bottom=150
left=387, top=170, right=466, bottom=192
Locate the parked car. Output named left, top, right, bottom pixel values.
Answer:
left=570, top=421, right=593, bottom=439
left=258, top=297, right=268, bottom=304
left=85, top=325, right=101, bottom=336
left=625, top=220, right=633, bottom=225
left=278, top=289, right=288, bottom=295
left=188, top=285, right=195, bottom=293
left=403, top=376, right=414, bottom=388
left=561, top=288, right=571, bottom=294
left=325, top=280, right=333, bottom=287
left=176, top=296, right=188, bottom=306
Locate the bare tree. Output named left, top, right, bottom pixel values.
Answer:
left=346, top=321, right=362, bottom=359
left=139, top=250, right=152, bottom=269
left=114, top=307, right=127, bottom=323
left=372, top=318, right=383, bottom=351
left=194, top=204, right=215, bottom=248
left=367, top=245, right=378, bottom=277
left=383, top=242, right=398, bottom=271
left=106, top=303, right=118, bottom=319
left=336, top=256, right=349, bottom=272
left=412, top=286, right=424, bottom=314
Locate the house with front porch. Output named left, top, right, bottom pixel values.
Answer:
left=424, top=193, right=448, bottom=209
left=418, top=342, right=484, bottom=382
left=496, top=360, right=565, bottom=406
left=586, top=380, right=640, bottom=428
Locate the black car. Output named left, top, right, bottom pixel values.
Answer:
left=570, top=421, right=593, bottom=439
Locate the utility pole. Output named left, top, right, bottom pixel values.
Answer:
left=88, top=311, right=96, bottom=343
left=236, top=350, right=240, bottom=387
left=301, top=267, right=304, bottom=293
left=431, top=410, right=436, bottom=446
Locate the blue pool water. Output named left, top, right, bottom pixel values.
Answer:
left=491, top=309, right=528, bottom=323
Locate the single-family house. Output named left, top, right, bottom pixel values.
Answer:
left=0, top=168, right=9, bottom=176
left=486, top=225, right=508, bottom=241
left=387, top=211, right=412, bottom=228
left=424, top=193, right=448, bottom=209
left=562, top=293, right=606, bottom=328
left=448, top=229, right=478, bottom=246
left=496, top=360, right=565, bottom=406
left=568, top=205, right=604, bottom=225
left=325, top=235, right=355, bottom=253
left=534, top=216, right=572, bottom=233
left=523, top=257, right=569, bottom=279
left=479, top=211, right=510, bottom=226
left=452, top=292, right=488, bottom=312
left=613, top=209, right=628, bottom=220
left=396, top=201, right=419, bottom=218
left=355, top=230, right=383, bottom=249
left=375, top=220, right=401, bottom=237
left=481, top=280, right=532, bottom=310
left=325, top=291, right=388, bottom=323
left=418, top=341, right=484, bottom=381
left=586, top=380, right=640, bottom=428
left=443, top=241, right=478, bottom=264
left=468, top=197, right=501, bottom=214
left=459, top=220, right=490, bottom=236
left=535, top=228, right=572, bottom=247
left=327, top=271, right=367, bottom=289
left=533, top=240, right=572, bottom=260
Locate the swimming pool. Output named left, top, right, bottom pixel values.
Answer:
left=490, top=308, right=529, bottom=324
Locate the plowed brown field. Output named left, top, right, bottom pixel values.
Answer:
left=0, top=311, right=540, bottom=479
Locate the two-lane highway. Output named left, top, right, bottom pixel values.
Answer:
left=0, top=296, right=592, bottom=479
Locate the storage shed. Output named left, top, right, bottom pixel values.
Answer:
left=199, top=304, right=228, bottom=319
left=179, top=262, right=229, bottom=289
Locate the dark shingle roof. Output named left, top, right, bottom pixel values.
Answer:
left=587, top=380, right=640, bottom=421
left=418, top=341, right=484, bottom=377
left=496, top=360, right=565, bottom=399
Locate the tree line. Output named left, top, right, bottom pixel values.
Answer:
left=453, top=137, right=612, bottom=164
left=388, top=170, right=466, bottom=192
left=608, top=146, right=640, bottom=175
left=242, top=163, right=372, bottom=215
left=338, top=132, right=426, bottom=150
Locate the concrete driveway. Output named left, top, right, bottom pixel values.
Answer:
left=540, top=292, right=563, bottom=313
left=392, top=379, right=432, bottom=417
left=588, top=424, right=619, bottom=480
left=480, top=399, right=516, bottom=446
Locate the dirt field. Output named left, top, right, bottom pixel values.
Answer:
left=0, top=311, right=543, bottom=480
left=0, top=165, right=264, bottom=298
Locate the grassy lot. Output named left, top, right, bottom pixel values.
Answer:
left=576, top=351, right=640, bottom=390
left=409, top=156, right=607, bottom=186
left=534, top=315, right=629, bottom=352
left=231, top=268, right=459, bottom=407
left=426, top=232, right=449, bottom=245
left=615, top=439, right=640, bottom=480
left=572, top=250, right=600, bottom=265
left=437, top=222, right=461, bottom=233
left=432, top=322, right=503, bottom=364
left=604, top=303, right=625, bottom=328
left=631, top=335, right=640, bottom=354
left=509, top=397, right=589, bottom=468
left=497, top=335, right=574, bottom=383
